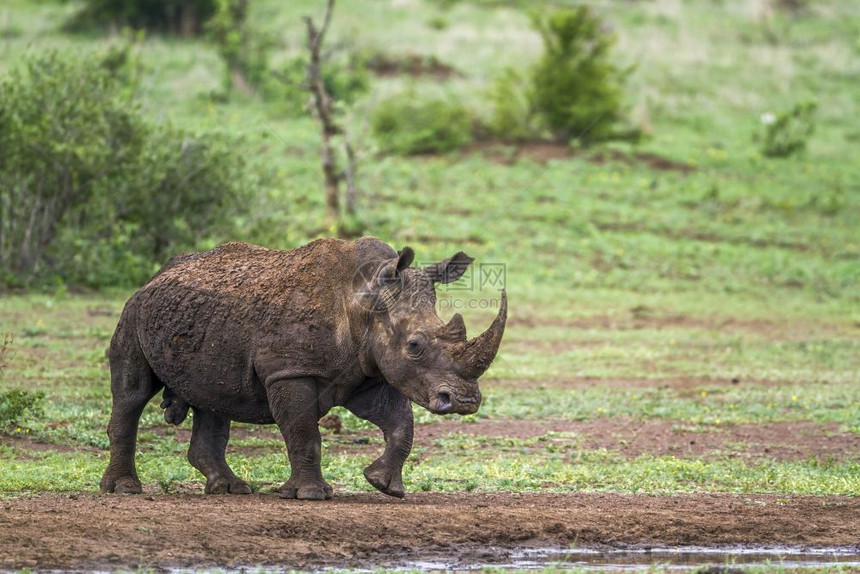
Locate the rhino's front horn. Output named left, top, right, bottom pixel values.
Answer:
left=454, top=290, right=507, bottom=380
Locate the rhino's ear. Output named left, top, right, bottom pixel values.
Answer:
left=396, top=247, right=415, bottom=271
left=377, top=247, right=415, bottom=286
left=424, top=251, right=474, bottom=284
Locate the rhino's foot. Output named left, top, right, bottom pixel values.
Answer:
left=205, top=476, right=252, bottom=495
left=364, top=459, right=405, bottom=498
left=278, top=478, right=333, bottom=500
left=100, top=475, right=143, bottom=495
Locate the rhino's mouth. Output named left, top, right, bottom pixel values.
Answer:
left=428, top=386, right=481, bottom=415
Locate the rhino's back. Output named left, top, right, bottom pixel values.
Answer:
left=124, top=238, right=384, bottom=420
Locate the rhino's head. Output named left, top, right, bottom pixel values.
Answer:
left=352, top=247, right=507, bottom=415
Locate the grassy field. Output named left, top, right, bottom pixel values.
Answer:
left=1, top=0, right=859, bottom=503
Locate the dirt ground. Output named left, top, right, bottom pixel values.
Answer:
left=1, top=492, right=857, bottom=570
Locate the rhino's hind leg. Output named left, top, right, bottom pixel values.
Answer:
left=101, top=337, right=162, bottom=494
left=265, top=377, right=333, bottom=500
left=344, top=379, right=414, bottom=498
left=187, top=408, right=252, bottom=495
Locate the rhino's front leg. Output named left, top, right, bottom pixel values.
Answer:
left=344, top=379, right=414, bottom=498
left=265, top=377, right=333, bottom=500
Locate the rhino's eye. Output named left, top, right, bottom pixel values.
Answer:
left=407, top=335, right=425, bottom=357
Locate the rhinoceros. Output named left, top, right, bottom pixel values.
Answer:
left=100, top=237, right=507, bottom=500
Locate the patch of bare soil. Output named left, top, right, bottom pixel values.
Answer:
left=510, top=312, right=757, bottom=333
left=591, top=149, right=694, bottom=173
left=593, top=220, right=814, bottom=252
left=0, top=492, right=856, bottom=570
left=484, top=375, right=786, bottom=391
left=507, top=309, right=846, bottom=341
left=465, top=141, right=573, bottom=165
left=366, top=53, right=461, bottom=79
left=0, top=432, right=100, bottom=458
left=405, top=419, right=860, bottom=463
left=463, top=141, right=692, bottom=172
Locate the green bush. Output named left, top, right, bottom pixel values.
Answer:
left=0, top=390, right=45, bottom=429
left=51, top=127, right=251, bottom=287
left=323, top=54, right=370, bottom=105
left=0, top=51, right=144, bottom=282
left=487, top=67, right=538, bottom=141
left=529, top=7, right=634, bottom=144
left=0, top=51, right=251, bottom=288
left=66, top=0, right=216, bottom=35
left=371, top=92, right=472, bottom=155
left=757, top=101, right=817, bottom=158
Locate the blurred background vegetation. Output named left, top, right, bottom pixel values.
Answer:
left=0, top=0, right=857, bottom=309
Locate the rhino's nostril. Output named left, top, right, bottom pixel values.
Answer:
left=437, top=392, right=452, bottom=410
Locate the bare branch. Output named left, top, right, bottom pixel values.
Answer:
left=314, top=0, right=336, bottom=55
left=302, top=0, right=364, bottom=236
left=304, top=0, right=340, bottom=220
left=343, top=136, right=359, bottom=217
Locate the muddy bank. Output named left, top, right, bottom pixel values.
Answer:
left=1, top=492, right=857, bottom=570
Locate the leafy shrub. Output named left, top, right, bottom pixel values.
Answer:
left=67, top=0, right=216, bottom=35
left=323, top=54, right=370, bottom=104
left=0, top=390, right=45, bottom=429
left=426, top=16, right=449, bottom=31
left=513, top=7, right=636, bottom=144
left=371, top=92, right=472, bottom=155
left=0, top=52, right=144, bottom=282
left=0, top=51, right=251, bottom=287
left=487, top=67, right=538, bottom=141
left=757, top=101, right=817, bottom=158
left=51, top=127, right=251, bottom=287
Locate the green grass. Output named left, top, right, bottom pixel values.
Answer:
left=3, top=436, right=858, bottom=496
left=1, top=0, right=859, bottom=498
left=1, top=292, right=858, bottom=496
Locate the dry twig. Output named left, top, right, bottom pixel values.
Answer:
left=303, top=0, right=362, bottom=234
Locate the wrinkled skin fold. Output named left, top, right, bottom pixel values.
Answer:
left=100, top=237, right=507, bottom=499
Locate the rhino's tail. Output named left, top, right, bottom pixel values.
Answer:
left=160, top=388, right=190, bottom=425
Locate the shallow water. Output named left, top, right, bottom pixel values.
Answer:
left=114, top=546, right=860, bottom=573
left=395, top=546, right=860, bottom=571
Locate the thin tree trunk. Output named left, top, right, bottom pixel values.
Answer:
left=180, top=0, right=198, bottom=36
left=343, top=137, right=358, bottom=217
left=5, top=176, right=16, bottom=274
left=230, top=68, right=254, bottom=96
left=0, top=177, right=7, bottom=271
left=304, top=0, right=341, bottom=225
left=320, top=141, right=340, bottom=218
left=20, top=187, right=40, bottom=274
